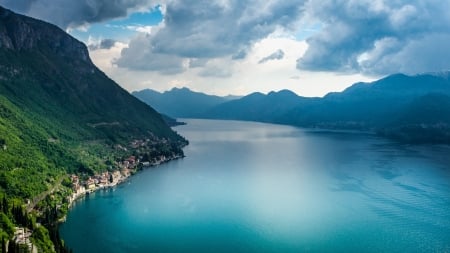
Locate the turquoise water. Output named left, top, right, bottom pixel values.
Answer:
left=60, top=119, right=450, bottom=252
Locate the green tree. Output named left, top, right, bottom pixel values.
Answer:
left=0, top=213, right=15, bottom=236
left=1, top=198, right=7, bottom=214
left=1, top=236, right=6, bottom=253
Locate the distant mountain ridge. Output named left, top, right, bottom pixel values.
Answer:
left=204, top=89, right=313, bottom=123
left=133, top=72, right=450, bottom=143
left=198, top=72, right=450, bottom=143
left=132, top=87, right=239, bottom=118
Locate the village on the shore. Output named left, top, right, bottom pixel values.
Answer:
left=6, top=154, right=183, bottom=253
left=4, top=135, right=186, bottom=253
left=67, top=152, right=182, bottom=206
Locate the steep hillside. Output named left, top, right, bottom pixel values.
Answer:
left=0, top=6, right=186, bottom=199
left=132, top=87, right=237, bottom=118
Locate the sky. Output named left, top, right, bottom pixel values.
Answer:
left=2, top=0, right=450, bottom=97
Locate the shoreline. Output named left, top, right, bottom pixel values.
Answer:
left=59, top=154, right=183, bottom=223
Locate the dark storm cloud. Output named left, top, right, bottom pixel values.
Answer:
left=116, top=0, right=307, bottom=72
left=0, top=0, right=159, bottom=29
left=149, top=0, right=305, bottom=58
left=4, top=0, right=449, bottom=76
left=258, top=49, right=284, bottom=64
left=88, top=39, right=117, bottom=50
left=297, top=0, right=450, bottom=76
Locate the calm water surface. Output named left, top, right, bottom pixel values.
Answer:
left=60, top=119, right=450, bottom=252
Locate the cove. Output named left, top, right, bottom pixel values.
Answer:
left=60, top=119, right=450, bottom=252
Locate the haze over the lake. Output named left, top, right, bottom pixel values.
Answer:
left=3, top=0, right=450, bottom=96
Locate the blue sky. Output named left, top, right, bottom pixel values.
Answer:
left=70, top=7, right=163, bottom=42
left=2, top=1, right=450, bottom=96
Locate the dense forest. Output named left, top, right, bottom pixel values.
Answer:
left=0, top=6, right=187, bottom=252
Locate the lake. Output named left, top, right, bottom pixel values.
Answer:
left=60, top=119, right=450, bottom=252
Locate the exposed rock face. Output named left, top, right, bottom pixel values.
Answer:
left=0, top=6, right=90, bottom=63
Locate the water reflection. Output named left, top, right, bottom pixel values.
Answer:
left=60, top=119, right=450, bottom=253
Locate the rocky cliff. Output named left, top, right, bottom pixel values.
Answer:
left=0, top=6, right=90, bottom=62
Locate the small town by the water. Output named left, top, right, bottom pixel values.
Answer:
left=68, top=152, right=180, bottom=205
left=5, top=137, right=183, bottom=253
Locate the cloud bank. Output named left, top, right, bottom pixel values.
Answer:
left=116, top=0, right=450, bottom=76
left=115, top=0, right=306, bottom=74
left=297, top=0, right=450, bottom=75
left=2, top=0, right=450, bottom=77
left=114, top=33, right=186, bottom=74
left=0, top=0, right=161, bottom=29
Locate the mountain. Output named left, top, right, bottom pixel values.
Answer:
left=202, top=73, right=450, bottom=143
left=378, top=93, right=450, bottom=143
left=286, top=73, right=450, bottom=129
left=0, top=6, right=186, bottom=199
left=161, top=113, right=186, bottom=126
left=203, top=90, right=315, bottom=123
left=132, top=87, right=238, bottom=118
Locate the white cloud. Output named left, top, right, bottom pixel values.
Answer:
left=89, top=33, right=374, bottom=97
left=126, top=25, right=153, bottom=33
left=7, top=0, right=447, bottom=96
left=89, top=41, right=127, bottom=71
left=297, top=0, right=450, bottom=76
left=117, top=0, right=307, bottom=68
left=114, top=33, right=187, bottom=74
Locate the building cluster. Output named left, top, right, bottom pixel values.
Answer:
left=122, top=155, right=137, bottom=170
left=12, top=227, right=37, bottom=253
left=67, top=142, right=182, bottom=207
left=67, top=155, right=142, bottom=205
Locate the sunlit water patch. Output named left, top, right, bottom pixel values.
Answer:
left=60, top=119, right=450, bottom=252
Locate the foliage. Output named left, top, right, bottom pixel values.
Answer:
left=0, top=11, right=186, bottom=199
left=0, top=7, right=187, bottom=253
left=31, top=226, right=54, bottom=253
left=0, top=213, right=15, bottom=237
